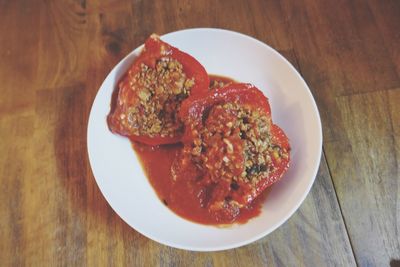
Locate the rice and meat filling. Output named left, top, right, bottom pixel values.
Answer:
left=190, top=102, right=271, bottom=184
left=187, top=101, right=289, bottom=210
left=209, top=79, right=228, bottom=90
left=120, top=57, right=195, bottom=138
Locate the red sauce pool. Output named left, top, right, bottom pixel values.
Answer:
left=132, top=142, right=270, bottom=225
left=129, top=75, right=270, bottom=225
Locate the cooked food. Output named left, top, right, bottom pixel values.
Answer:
left=107, top=34, right=209, bottom=145
left=176, top=83, right=290, bottom=222
left=107, top=34, right=290, bottom=225
left=209, top=74, right=233, bottom=90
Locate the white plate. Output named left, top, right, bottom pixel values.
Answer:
left=87, top=28, right=322, bottom=251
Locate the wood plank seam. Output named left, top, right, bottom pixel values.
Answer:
left=323, top=147, right=359, bottom=267
left=291, top=45, right=359, bottom=265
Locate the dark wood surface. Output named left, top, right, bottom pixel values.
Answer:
left=0, top=0, right=399, bottom=266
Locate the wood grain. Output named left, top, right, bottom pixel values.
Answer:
left=0, top=0, right=399, bottom=266
left=325, top=89, right=400, bottom=266
left=277, top=0, right=400, bottom=265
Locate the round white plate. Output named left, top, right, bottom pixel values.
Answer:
left=87, top=28, right=322, bottom=251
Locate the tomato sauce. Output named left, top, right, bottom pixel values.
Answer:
left=130, top=75, right=271, bottom=225
left=132, top=141, right=269, bottom=225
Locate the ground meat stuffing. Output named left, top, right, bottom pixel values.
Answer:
left=209, top=80, right=227, bottom=90
left=208, top=76, right=234, bottom=90
left=189, top=102, right=275, bottom=187
left=120, top=57, right=195, bottom=137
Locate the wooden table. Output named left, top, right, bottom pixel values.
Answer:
left=1, top=1, right=399, bottom=266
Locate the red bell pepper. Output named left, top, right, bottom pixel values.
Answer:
left=107, top=35, right=209, bottom=145
left=178, top=83, right=290, bottom=221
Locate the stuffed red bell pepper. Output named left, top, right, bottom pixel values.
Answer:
left=176, top=83, right=290, bottom=222
left=107, top=34, right=209, bottom=145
